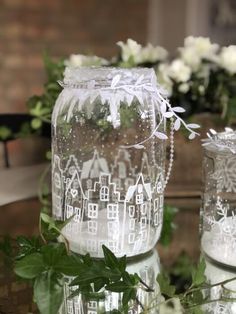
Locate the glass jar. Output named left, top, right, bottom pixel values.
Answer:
left=52, top=66, right=196, bottom=258
left=201, top=128, right=236, bottom=267
left=59, top=250, right=160, bottom=314
left=204, top=257, right=236, bottom=313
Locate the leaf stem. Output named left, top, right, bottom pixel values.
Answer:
left=39, top=216, right=47, bottom=245
left=139, top=279, right=154, bottom=292
left=185, top=297, right=236, bottom=310
left=183, top=276, right=236, bottom=297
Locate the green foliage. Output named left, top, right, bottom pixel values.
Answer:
left=6, top=222, right=236, bottom=314
left=12, top=213, right=152, bottom=314
left=160, top=205, right=178, bottom=246
left=13, top=237, right=149, bottom=314
left=26, top=53, right=65, bottom=133
left=2, top=213, right=233, bottom=314
left=15, top=253, right=45, bottom=279
left=0, top=126, right=12, bottom=141
left=34, top=270, right=64, bottom=314
left=157, top=258, right=213, bottom=313
left=69, top=245, right=143, bottom=312
left=191, top=258, right=206, bottom=287
left=170, top=252, right=195, bottom=285
left=157, top=273, right=176, bottom=298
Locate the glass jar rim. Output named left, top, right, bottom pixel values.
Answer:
left=202, top=128, right=236, bottom=154
left=61, top=66, right=157, bottom=89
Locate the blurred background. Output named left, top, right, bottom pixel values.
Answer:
left=1, top=0, right=236, bottom=114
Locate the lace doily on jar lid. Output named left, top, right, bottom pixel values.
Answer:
left=202, top=128, right=236, bottom=154
left=62, top=66, right=157, bottom=89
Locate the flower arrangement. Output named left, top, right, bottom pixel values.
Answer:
left=27, top=37, right=236, bottom=134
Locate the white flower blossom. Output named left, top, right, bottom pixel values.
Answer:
left=179, top=36, right=219, bottom=71
left=168, top=59, right=191, bottom=83
left=140, top=43, right=168, bottom=63
left=218, top=45, right=236, bottom=75
left=117, top=38, right=142, bottom=63
left=65, top=54, right=108, bottom=67
left=117, top=39, right=168, bottom=64
left=159, top=298, right=183, bottom=314
left=198, top=85, right=205, bottom=95
left=178, top=82, right=190, bottom=94
left=156, top=63, right=173, bottom=95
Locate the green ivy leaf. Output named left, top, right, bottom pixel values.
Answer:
left=41, top=243, right=66, bottom=267
left=14, top=253, right=45, bottom=279
left=191, top=290, right=204, bottom=304
left=118, top=255, right=127, bottom=273
left=191, top=259, right=206, bottom=287
left=122, top=288, right=136, bottom=307
left=55, top=254, right=83, bottom=276
left=157, top=273, right=176, bottom=298
left=34, top=270, right=63, bottom=314
left=102, top=245, right=119, bottom=269
left=94, top=277, right=109, bottom=293
left=160, top=205, right=178, bottom=246
left=16, top=236, right=42, bottom=259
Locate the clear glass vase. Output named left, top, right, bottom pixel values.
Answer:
left=204, top=257, right=236, bottom=313
left=201, top=128, right=236, bottom=267
left=51, top=66, right=194, bottom=258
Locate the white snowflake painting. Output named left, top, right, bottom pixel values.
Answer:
left=211, top=156, right=236, bottom=193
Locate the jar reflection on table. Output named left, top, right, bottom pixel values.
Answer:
left=201, top=129, right=236, bottom=268
left=59, top=250, right=161, bottom=314
left=203, top=257, right=236, bottom=313
left=52, top=67, right=166, bottom=258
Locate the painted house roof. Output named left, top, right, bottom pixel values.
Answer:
left=125, top=173, right=152, bottom=202
left=81, top=150, right=109, bottom=179
left=65, top=170, right=87, bottom=199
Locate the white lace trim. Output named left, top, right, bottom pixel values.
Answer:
left=52, top=67, right=200, bottom=142
left=202, top=128, right=236, bottom=154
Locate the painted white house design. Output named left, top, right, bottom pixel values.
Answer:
left=85, top=173, right=121, bottom=254
left=81, top=149, right=109, bottom=190
left=64, top=170, right=87, bottom=234
left=52, top=148, right=165, bottom=256
left=140, top=152, right=151, bottom=181
left=64, top=155, right=81, bottom=189
left=111, top=149, right=135, bottom=195
left=124, top=173, right=152, bottom=250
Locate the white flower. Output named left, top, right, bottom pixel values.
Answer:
left=168, top=59, right=191, bottom=83
left=117, top=38, right=142, bottom=63
left=140, top=43, right=168, bottom=63
left=218, top=45, right=236, bottom=75
left=198, top=85, right=205, bottom=95
left=156, top=63, right=173, bottom=95
left=117, top=39, right=168, bottom=65
left=178, top=82, right=190, bottom=94
left=65, top=54, right=108, bottom=67
left=179, top=36, right=219, bottom=71
left=159, top=298, right=183, bottom=314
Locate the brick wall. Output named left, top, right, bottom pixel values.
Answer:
left=0, top=0, right=148, bottom=113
